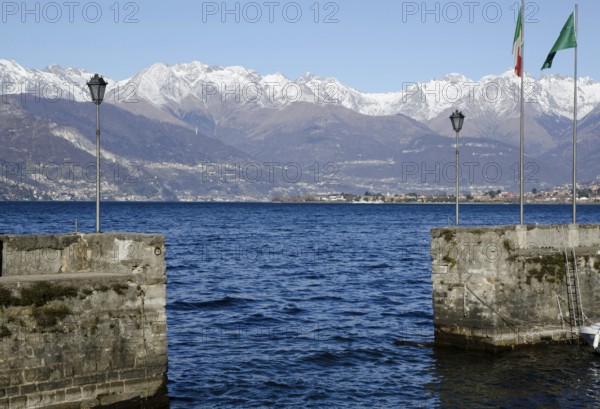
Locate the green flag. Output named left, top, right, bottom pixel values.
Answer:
left=542, top=12, right=577, bottom=70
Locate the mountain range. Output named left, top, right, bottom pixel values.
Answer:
left=1, top=59, right=600, bottom=201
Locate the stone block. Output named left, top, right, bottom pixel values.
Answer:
left=8, top=395, right=27, bottom=409
left=39, top=378, right=73, bottom=392
left=119, top=368, right=147, bottom=381
left=41, top=391, right=58, bottom=407
left=95, top=381, right=112, bottom=397
left=135, top=354, right=168, bottom=368
left=432, top=224, right=600, bottom=350
left=73, top=373, right=107, bottom=387
left=27, top=395, right=45, bottom=408
left=4, top=369, right=22, bottom=386
left=81, top=383, right=97, bottom=399
left=109, top=380, right=125, bottom=393
left=0, top=233, right=167, bottom=407
left=123, top=378, right=147, bottom=394
left=2, top=386, right=19, bottom=398
left=18, top=383, right=38, bottom=395
left=64, top=387, right=82, bottom=402
left=145, top=365, right=167, bottom=377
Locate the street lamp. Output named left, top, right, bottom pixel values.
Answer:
left=87, top=74, right=108, bottom=233
left=450, top=110, right=465, bottom=226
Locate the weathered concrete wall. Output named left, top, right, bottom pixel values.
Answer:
left=431, top=224, right=600, bottom=351
left=0, top=233, right=168, bottom=408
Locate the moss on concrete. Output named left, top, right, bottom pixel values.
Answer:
left=20, top=282, right=78, bottom=307
left=82, top=316, right=101, bottom=335
left=0, top=324, right=11, bottom=338
left=2, top=282, right=78, bottom=308
left=32, top=304, right=71, bottom=327
left=0, top=285, right=12, bottom=307
left=442, top=255, right=457, bottom=269
left=442, top=229, right=455, bottom=242
left=1, top=234, right=80, bottom=252
left=526, top=253, right=565, bottom=284
left=111, top=283, right=129, bottom=295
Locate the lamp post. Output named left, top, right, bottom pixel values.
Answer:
left=87, top=74, right=108, bottom=233
left=450, top=110, right=465, bottom=226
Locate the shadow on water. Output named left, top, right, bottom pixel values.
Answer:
left=428, top=344, right=600, bottom=408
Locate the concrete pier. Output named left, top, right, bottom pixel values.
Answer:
left=431, top=224, right=600, bottom=351
left=0, top=233, right=168, bottom=408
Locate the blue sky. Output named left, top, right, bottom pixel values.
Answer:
left=1, top=0, right=597, bottom=92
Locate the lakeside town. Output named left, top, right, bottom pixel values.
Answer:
left=5, top=179, right=600, bottom=204
left=272, top=182, right=600, bottom=204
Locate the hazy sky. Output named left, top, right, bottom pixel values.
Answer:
left=1, top=0, right=597, bottom=92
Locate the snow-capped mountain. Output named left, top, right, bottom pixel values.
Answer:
left=109, top=61, right=600, bottom=121
left=422, top=72, right=600, bottom=154
left=103, top=60, right=600, bottom=156
left=0, top=59, right=116, bottom=103
left=2, top=59, right=599, bottom=126
left=2, top=59, right=600, bottom=199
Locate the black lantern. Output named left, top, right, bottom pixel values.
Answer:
left=87, top=74, right=108, bottom=105
left=449, top=110, right=465, bottom=133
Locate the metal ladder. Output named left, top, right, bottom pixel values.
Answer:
left=564, top=247, right=584, bottom=334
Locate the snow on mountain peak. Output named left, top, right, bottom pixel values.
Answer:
left=442, top=73, right=471, bottom=83
left=0, top=59, right=116, bottom=103
left=1, top=60, right=599, bottom=122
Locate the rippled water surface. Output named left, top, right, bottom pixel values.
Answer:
left=2, top=202, right=600, bottom=408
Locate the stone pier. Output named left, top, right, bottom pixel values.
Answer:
left=0, top=233, right=168, bottom=408
left=431, top=224, right=600, bottom=351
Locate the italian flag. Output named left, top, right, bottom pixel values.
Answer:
left=513, top=7, right=523, bottom=77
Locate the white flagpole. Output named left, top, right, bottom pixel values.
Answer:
left=520, top=0, right=525, bottom=225
left=572, top=4, right=578, bottom=225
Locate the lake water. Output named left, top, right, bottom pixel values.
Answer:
left=1, top=202, right=600, bottom=408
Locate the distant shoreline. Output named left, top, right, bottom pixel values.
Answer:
left=2, top=200, right=599, bottom=206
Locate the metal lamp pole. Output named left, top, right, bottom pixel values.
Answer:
left=455, top=128, right=459, bottom=225
left=87, top=74, right=108, bottom=233
left=95, top=103, right=100, bottom=232
left=450, top=111, right=465, bottom=226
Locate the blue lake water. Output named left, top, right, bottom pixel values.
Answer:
left=1, top=202, right=600, bottom=408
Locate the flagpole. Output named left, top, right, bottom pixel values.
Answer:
left=572, top=4, right=578, bottom=225
left=519, top=0, right=525, bottom=225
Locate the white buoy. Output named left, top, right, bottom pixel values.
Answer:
left=593, top=332, right=600, bottom=350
